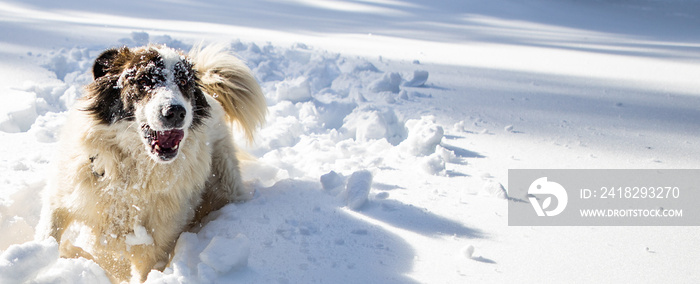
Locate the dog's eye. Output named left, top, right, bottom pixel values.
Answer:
left=178, top=79, right=188, bottom=86
left=138, top=78, right=151, bottom=86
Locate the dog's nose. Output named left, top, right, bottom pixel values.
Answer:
left=161, top=105, right=186, bottom=128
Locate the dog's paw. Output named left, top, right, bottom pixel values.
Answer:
left=234, top=182, right=257, bottom=202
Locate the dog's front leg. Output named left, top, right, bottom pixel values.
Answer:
left=192, top=122, right=250, bottom=225
left=128, top=243, right=168, bottom=283
left=38, top=207, right=98, bottom=261
left=37, top=207, right=72, bottom=247
left=48, top=208, right=71, bottom=240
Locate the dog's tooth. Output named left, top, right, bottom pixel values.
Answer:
left=172, top=144, right=178, bottom=150
left=154, top=144, right=161, bottom=151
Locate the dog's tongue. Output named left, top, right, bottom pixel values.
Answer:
left=156, top=129, right=184, bottom=148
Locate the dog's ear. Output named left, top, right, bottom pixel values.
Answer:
left=93, top=47, right=128, bottom=79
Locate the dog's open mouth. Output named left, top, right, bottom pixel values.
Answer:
left=142, top=124, right=185, bottom=162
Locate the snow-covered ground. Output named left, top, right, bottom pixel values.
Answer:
left=1, top=0, right=700, bottom=283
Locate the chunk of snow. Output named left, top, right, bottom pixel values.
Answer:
left=354, top=111, right=388, bottom=142
left=435, top=145, right=457, bottom=163
left=344, top=170, right=373, bottom=210
left=125, top=224, right=154, bottom=246
left=480, top=180, right=508, bottom=199
left=342, top=107, right=406, bottom=145
left=452, top=120, right=468, bottom=132
left=403, top=70, right=429, bottom=87
left=461, top=245, right=475, bottom=259
left=368, top=72, right=402, bottom=93
left=399, top=116, right=444, bottom=156
left=321, top=171, right=344, bottom=191
left=199, top=234, right=251, bottom=274
left=421, top=153, right=446, bottom=175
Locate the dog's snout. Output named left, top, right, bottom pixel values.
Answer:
left=161, top=105, right=186, bottom=128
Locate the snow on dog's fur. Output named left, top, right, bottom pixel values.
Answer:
left=35, top=43, right=267, bottom=283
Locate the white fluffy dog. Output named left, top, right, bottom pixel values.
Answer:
left=36, top=43, right=266, bottom=283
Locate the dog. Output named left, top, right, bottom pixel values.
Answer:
left=35, top=43, right=267, bottom=283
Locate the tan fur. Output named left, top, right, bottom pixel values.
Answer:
left=189, top=43, right=267, bottom=142
left=36, top=44, right=266, bottom=283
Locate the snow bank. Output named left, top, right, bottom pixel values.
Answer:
left=33, top=257, right=110, bottom=284
left=0, top=238, right=109, bottom=284
left=0, top=89, right=38, bottom=133
left=0, top=181, right=45, bottom=251
left=0, top=238, right=58, bottom=283
left=274, top=76, right=312, bottom=103
left=0, top=46, right=90, bottom=139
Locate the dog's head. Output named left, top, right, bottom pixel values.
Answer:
left=85, top=45, right=210, bottom=163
